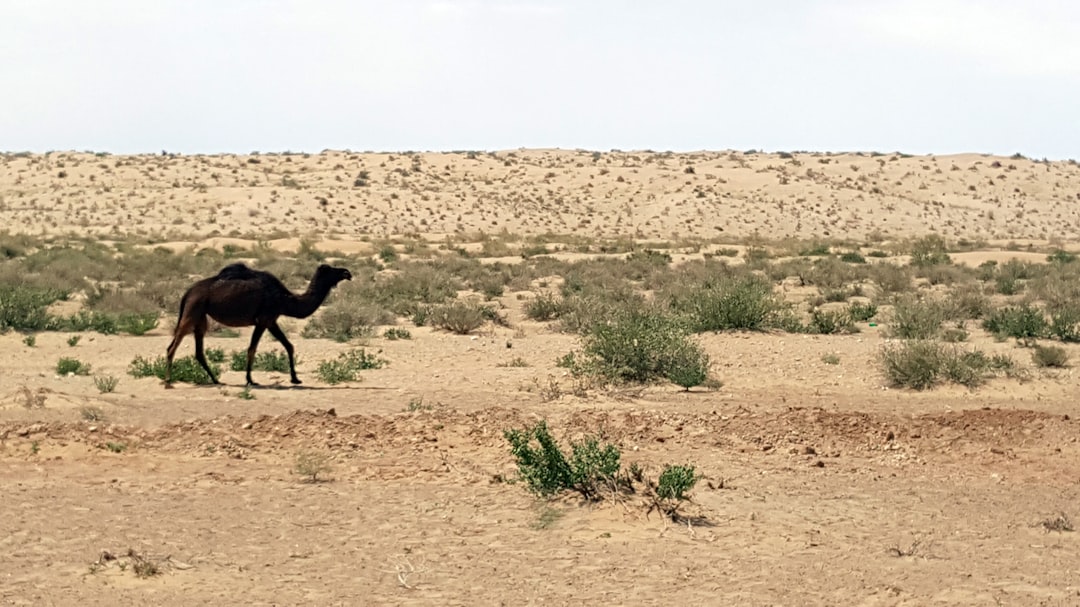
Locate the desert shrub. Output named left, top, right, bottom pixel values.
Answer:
left=428, top=299, right=493, bottom=335
left=301, top=299, right=389, bottom=341
left=917, top=263, right=974, bottom=286
left=669, top=274, right=787, bottom=332
left=880, top=340, right=943, bottom=390
left=576, top=306, right=697, bottom=383
left=229, top=350, right=291, bottom=373
left=880, top=341, right=1008, bottom=390
left=664, top=341, right=712, bottom=390
left=377, top=245, right=398, bottom=263
left=982, top=304, right=1047, bottom=342
left=1049, top=304, right=1080, bottom=342
left=294, top=449, right=332, bottom=482
left=820, top=286, right=856, bottom=303
left=808, top=308, right=857, bottom=334
left=909, top=235, right=951, bottom=267
left=840, top=251, right=866, bottom=264
left=315, top=348, right=387, bottom=385
left=56, top=357, right=90, bottom=376
left=556, top=293, right=645, bottom=334
left=865, top=263, right=914, bottom=295
left=804, top=257, right=860, bottom=290
left=94, top=375, right=119, bottom=393
left=1047, top=250, right=1078, bottom=264
left=0, top=284, right=67, bottom=331
left=848, top=301, right=878, bottom=322
left=524, top=291, right=563, bottom=321
left=889, top=295, right=947, bottom=339
left=947, top=283, right=991, bottom=320
left=368, top=263, right=461, bottom=315
left=128, top=353, right=222, bottom=384
left=1032, top=344, right=1069, bottom=368
left=655, top=464, right=698, bottom=502
left=48, top=310, right=159, bottom=335
left=504, top=421, right=621, bottom=500
left=383, top=327, right=411, bottom=340
left=1029, top=265, right=1080, bottom=311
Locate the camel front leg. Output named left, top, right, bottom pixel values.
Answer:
left=246, top=325, right=266, bottom=386
left=267, top=321, right=301, bottom=384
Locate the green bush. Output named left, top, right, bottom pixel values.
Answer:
left=129, top=353, right=221, bottom=384
left=982, top=305, right=1047, bottom=342
left=56, top=357, right=90, bottom=376
left=1047, top=250, right=1078, bottom=264
left=383, top=327, right=412, bottom=340
left=840, top=251, right=866, bottom=264
left=301, top=299, right=388, bottom=342
left=504, top=421, right=622, bottom=501
left=848, top=301, right=878, bottom=322
left=94, top=375, right=119, bottom=393
left=524, top=292, right=563, bottom=321
left=429, top=299, right=491, bottom=335
left=0, top=284, right=67, bottom=331
left=664, top=342, right=712, bottom=390
left=670, top=275, right=786, bottom=332
left=229, top=350, right=291, bottom=373
left=880, top=340, right=1012, bottom=390
left=577, top=306, right=695, bottom=383
left=808, top=308, right=857, bottom=335
left=889, top=295, right=947, bottom=339
left=909, top=235, right=951, bottom=267
left=1049, top=305, right=1080, bottom=342
left=656, top=464, right=698, bottom=501
left=315, top=348, right=387, bottom=385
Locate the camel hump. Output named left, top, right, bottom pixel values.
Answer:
left=216, top=263, right=258, bottom=280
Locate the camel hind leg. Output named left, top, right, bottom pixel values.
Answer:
left=165, top=317, right=194, bottom=387
left=192, top=319, right=220, bottom=385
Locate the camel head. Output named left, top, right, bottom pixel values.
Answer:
left=314, top=264, right=352, bottom=288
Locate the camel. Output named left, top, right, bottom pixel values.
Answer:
left=165, top=263, right=352, bottom=387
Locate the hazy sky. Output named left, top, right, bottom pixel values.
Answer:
left=2, top=1, right=1078, bottom=157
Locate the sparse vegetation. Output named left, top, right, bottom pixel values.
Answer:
left=316, top=348, right=387, bottom=384
left=56, top=357, right=90, bottom=376
left=93, top=375, right=119, bottom=393
left=294, top=449, right=332, bottom=482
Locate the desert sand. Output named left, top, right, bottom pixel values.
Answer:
left=1, top=149, right=1079, bottom=606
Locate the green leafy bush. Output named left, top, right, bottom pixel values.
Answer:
left=129, top=353, right=222, bottom=384
left=669, top=275, right=786, bottom=332
left=808, top=308, right=857, bottom=335
left=577, top=306, right=695, bottom=383
left=429, top=299, right=492, bottom=335
left=524, top=291, right=563, bottom=321
left=879, top=340, right=1013, bottom=390
left=664, top=342, right=712, bottom=390
left=848, top=301, right=878, bottom=322
left=229, top=350, right=291, bottom=373
left=315, top=348, right=387, bottom=385
left=56, top=357, right=90, bottom=376
left=982, top=305, right=1047, bottom=342
left=504, top=421, right=621, bottom=501
left=889, top=295, right=947, bottom=339
left=0, top=284, right=67, bottom=331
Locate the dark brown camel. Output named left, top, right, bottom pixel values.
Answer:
left=165, top=263, right=352, bottom=387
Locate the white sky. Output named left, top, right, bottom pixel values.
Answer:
left=2, top=0, right=1078, bottom=158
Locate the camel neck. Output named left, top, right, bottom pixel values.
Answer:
left=284, top=279, right=333, bottom=318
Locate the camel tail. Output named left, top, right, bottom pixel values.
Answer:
left=175, top=288, right=191, bottom=328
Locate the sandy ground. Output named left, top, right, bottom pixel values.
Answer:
left=2, top=150, right=1080, bottom=605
